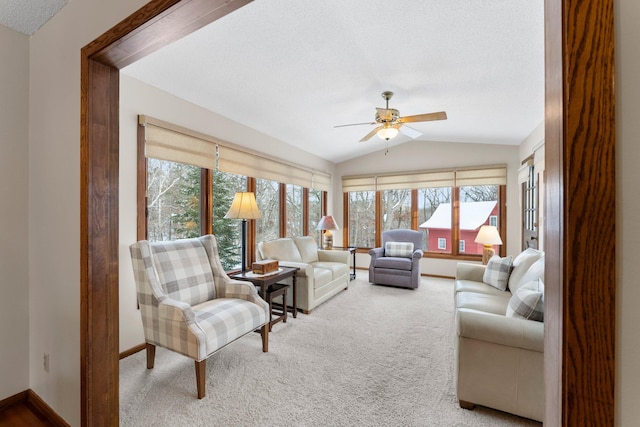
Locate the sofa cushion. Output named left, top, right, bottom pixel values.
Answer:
left=293, top=236, right=319, bottom=263
left=508, top=248, right=544, bottom=293
left=384, top=241, right=414, bottom=258
left=312, top=267, right=333, bottom=289
left=312, top=261, right=348, bottom=279
left=456, top=291, right=511, bottom=315
left=483, top=255, right=513, bottom=291
left=260, top=238, right=302, bottom=262
left=375, top=256, right=413, bottom=271
left=506, top=279, right=544, bottom=321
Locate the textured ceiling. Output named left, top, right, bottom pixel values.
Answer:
left=0, top=0, right=68, bottom=35
left=123, top=0, right=544, bottom=163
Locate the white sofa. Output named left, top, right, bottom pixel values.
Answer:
left=256, top=236, right=350, bottom=313
left=454, top=248, right=545, bottom=422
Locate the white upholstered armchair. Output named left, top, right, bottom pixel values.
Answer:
left=129, top=234, right=269, bottom=399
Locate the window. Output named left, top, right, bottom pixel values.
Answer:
left=138, top=117, right=328, bottom=272
left=342, top=166, right=506, bottom=259
left=146, top=158, right=201, bottom=241
left=212, top=171, right=247, bottom=271
left=418, top=186, right=451, bottom=252
left=308, top=188, right=323, bottom=241
left=348, top=191, right=376, bottom=248
left=381, top=189, right=411, bottom=231
left=438, top=238, right=447, bottom=250
left=256, top=178, right=280, bottom=243
left=286, top=184, right=303, bottom=237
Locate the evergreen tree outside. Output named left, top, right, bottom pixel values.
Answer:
left=213, top=170, right=246, bottom=271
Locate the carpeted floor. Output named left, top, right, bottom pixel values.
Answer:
left=119, top=273, right=542, bottom=426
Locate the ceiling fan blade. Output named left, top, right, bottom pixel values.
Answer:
left=376, top=108, right=394, bottom=121
left=398, top=124, right=422, bottom=139
left=360, top=126, right=383, bottom=142
left=334, top=121, right=377, bottom=128
left=398, top=111, right=447, bottom=123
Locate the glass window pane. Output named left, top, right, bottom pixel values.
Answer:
left=417, top=187, right=451, bottom=253
left=146, top=158, right=201, bottom=242
left=380, top=189, right=411, bottom=231
left=459, top=184, right=499, bottom=255
left=286, top=184, right=303, bottom=237
left=256, top=178, right=280, bottom=243
left=212, top=170, right=247, bottom=271
left=348, top=191, right=376, bottom=248
left=308, top=189, right=322, bottom=243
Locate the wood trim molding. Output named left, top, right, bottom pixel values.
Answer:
left=80, top=1, right=254, bottom=425
left=0, top=390, right=69, bottom=427
left=544, top=0, right=616, bottom=424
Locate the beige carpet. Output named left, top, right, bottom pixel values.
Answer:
left=119, top=273, right=541, bottom=426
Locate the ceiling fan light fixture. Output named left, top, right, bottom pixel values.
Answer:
left=377, top=126, right=399, bottom=141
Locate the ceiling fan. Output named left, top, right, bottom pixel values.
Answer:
left=334, top=91, right=447, bottom=142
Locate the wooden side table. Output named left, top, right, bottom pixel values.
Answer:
left=229, top=266, right=299, bottom=331
left=331, top=246, right=357, bottom=280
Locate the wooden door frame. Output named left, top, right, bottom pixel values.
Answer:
left=80, top=0, right=615, bottom=425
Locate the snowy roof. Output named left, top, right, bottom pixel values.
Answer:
left=418, top=201, right=497, bottom=231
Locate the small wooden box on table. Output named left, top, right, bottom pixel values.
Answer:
left=229, top=266, right=299, bottom=331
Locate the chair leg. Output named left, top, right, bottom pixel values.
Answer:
left=146, top=343, right=156, bottom=369
left=261, top=323, right=269, bottom=352
left=195, top=359, right=206, bottom=399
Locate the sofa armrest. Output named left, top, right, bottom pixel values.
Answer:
left=456, top=262, right=486, bottom=282
left=456, top=308, right=544, bottom=353
left=158, top=296, right=195, bottom=323
left=277, top=261, right=313, bottom=277
left=318, top=249, right=350, bottom=264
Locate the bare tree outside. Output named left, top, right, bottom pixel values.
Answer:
left=256, top=178, right=280, bottom=243
left=286, top=184, right=303, bottom=237
left=381, top=189, right=411, bottom=231
left=348, top=191, right=376, bottom=248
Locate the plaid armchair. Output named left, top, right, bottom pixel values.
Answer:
left=368, top=229, right=424, bottom=289
left=129, top=234, right=269, bottom=399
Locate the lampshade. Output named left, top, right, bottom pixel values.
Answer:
left=316, top=215, right=339, bottom=231
left=224, top=192, right=262, bottom=220
left=377, top=125, right=399, bottom=141
left=474, top=225, right=503, bottom=245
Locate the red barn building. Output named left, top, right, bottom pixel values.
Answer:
left=419, top=201, right=499, bottom=254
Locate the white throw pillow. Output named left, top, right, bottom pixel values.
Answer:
left=506, top=279, right=544, bottom=321
left=508, top=248, right=544, bottom=292
left=385, top=241, right=414, bottom=258
left=482, top=255, right=513, bottom=291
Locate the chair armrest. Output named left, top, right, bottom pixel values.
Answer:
left=318, top=250, right=350, bottom=264
left=456, top=308, right=544, bottom=352
left=158, top=297, right=195, bottom=323
left=369, top=247, right=384, bottom=259
left=223, top=279, right=269, bottom=312
left=456, top=262, right=486, bottom=282
left=412, top=249, right=424, bottom=259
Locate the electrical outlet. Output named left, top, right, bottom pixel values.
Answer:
left=43, top=353, right=49, bottom=373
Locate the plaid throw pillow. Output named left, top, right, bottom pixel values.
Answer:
left=506, top=279, right=544, bottom=321
left=385, top=241, right=414, bottom=258
left=483, top=255, right=513, bottom=291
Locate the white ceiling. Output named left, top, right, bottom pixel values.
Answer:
left=0, top=0, right=68, bottom=35
left=1, top=0, right=544, bottom=163
left=123, top=0, right=544, bottom=163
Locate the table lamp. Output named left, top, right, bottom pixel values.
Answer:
left=224, top=192, right=261, bottom=272
left=316, top=215, right=339, bottom=249
left=474, top=225, right=503, bottom=265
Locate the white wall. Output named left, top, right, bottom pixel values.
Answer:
left=0, top=25, right=30, bottom=401
left=26, top=1, right=148, bottom=424
left=118, top=75, right=336, bottom=352
left=616, top=0, right=640, bottom=424
left=334, top=139, right=521, bottom=277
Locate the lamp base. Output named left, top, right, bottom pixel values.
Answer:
left=322, top=232, right=334, bottom=250
left=482, top=245, right=496, bottom=265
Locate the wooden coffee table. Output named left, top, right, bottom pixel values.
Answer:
left=229, top=266, right=299, bottom=330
